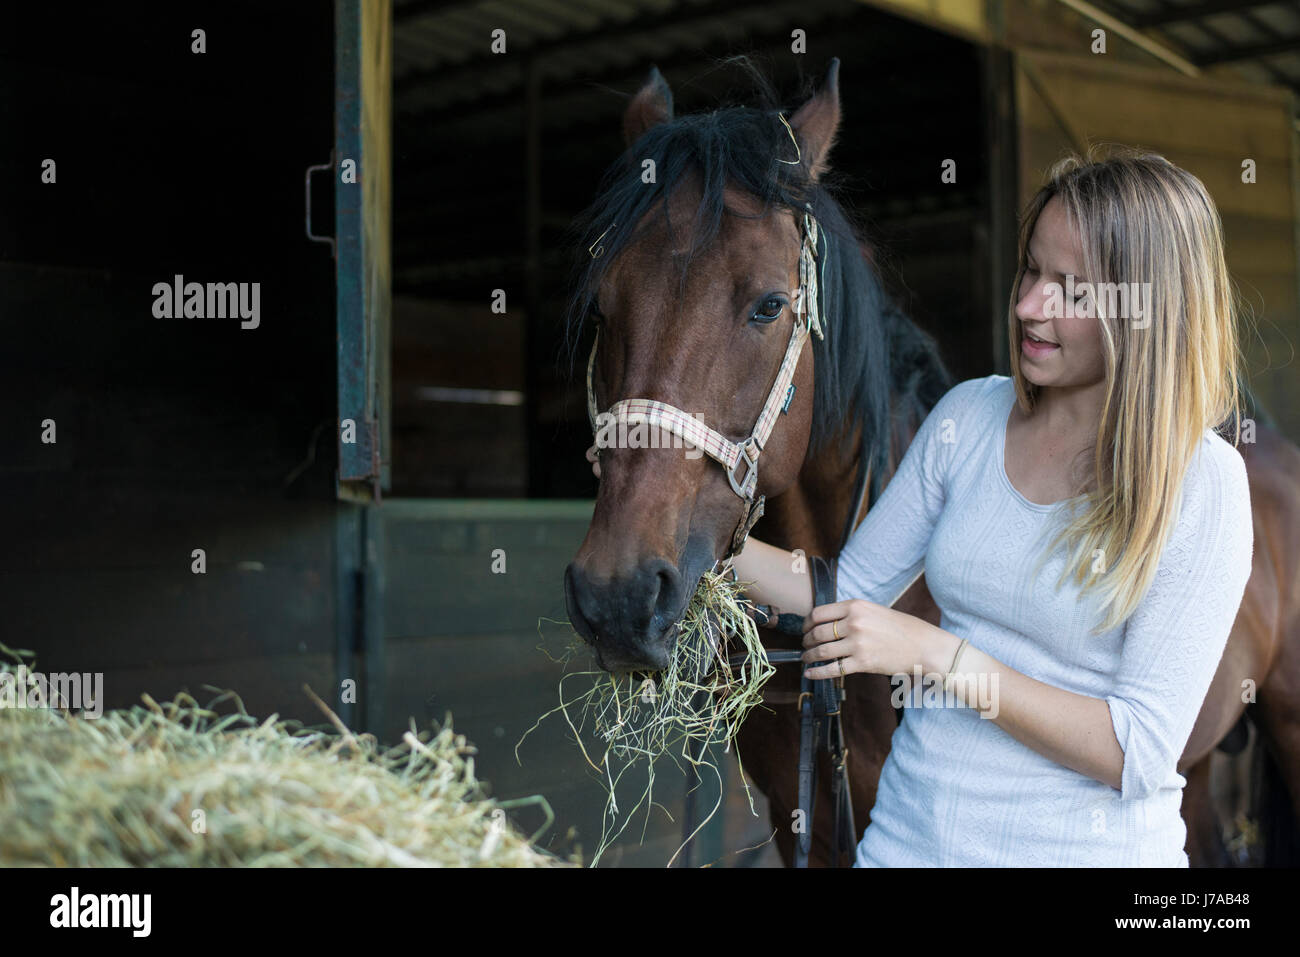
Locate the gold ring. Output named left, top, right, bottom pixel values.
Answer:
left=837, top=658, right=845, bottom=678
left=832, top=621, right=841, bottom=640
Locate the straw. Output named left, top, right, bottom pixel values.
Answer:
left=519, top=570, right=774, bottom=867
left=0, top=644, right=573, bottom=868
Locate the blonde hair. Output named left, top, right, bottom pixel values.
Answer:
left=1011, top=146, right=1244, bottom=633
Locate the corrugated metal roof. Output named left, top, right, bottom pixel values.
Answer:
left=392, top=0, right=1300, bottom=117
left=391, top=0, right=858, bottom=116
left=1100, top=0, right=1300, bottom=94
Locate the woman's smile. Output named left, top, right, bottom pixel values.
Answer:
left=1021, top=330, right=1060, bottom=358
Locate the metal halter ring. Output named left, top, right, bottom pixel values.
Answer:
left=727, top=437, right=761, bottom=500
left=838, top=658, right=846, bottom=678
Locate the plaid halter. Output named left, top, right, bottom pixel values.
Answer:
left=585, top=204, right=825, bottom=559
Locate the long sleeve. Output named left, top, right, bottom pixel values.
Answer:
left=835, top=379, right=979, bottom=607
left=1104, top=439, right=1254, bottom=802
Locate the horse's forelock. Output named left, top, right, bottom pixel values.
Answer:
left=561, top=69, right=950, bottom=470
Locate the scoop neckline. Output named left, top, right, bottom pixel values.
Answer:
left=998, top=384, right=1072, bottom=512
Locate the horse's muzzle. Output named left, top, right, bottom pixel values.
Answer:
left=564, top=557, right=688, bottom=672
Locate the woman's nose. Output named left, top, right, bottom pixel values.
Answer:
left=1015, top=276, right=1046, bottom=323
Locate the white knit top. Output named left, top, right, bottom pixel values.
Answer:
left=837, top=374, right=1253, bottom=867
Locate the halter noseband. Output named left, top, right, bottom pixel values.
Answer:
left=584, top=203, right=825, bottom=561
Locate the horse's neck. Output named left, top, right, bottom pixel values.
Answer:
left=758, top=250, right=945, bottom=560
left=760, top=423, right=870, bottom=560
left=761, top=389, right=921, bottom=560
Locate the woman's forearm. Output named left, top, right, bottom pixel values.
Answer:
left=729, top=537, right=816, bottom=617
left=914, top=619, right=1126, bottom=792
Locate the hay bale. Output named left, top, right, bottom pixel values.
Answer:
left=0, top=649, right=572, bottom=867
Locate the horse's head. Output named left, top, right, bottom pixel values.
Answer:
left=563, top=60, right=844, bottom=672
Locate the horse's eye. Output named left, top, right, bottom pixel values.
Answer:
left=589, top=302, right=606, bottom=325
left=751, top=296, right=786, bottom=324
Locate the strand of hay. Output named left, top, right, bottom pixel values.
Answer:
left=0, top=645, right=572, bottom=868
left=519, top=569, right=774, bottom=867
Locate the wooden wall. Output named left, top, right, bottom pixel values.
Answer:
left=391, top=3, right=993, bottom=497
left=389, top=296, right=527, bottom=496
left=1015, top=50, right=1299, bottom=440
left=0, top=3, right=341, bottom=726
left=377, top=499, right=783, bottom=866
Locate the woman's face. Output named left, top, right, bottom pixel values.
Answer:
left=1014, top=195, right=1106, bottom=390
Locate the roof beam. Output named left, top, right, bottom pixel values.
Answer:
left=395, top=0, right=783, bottom=95
left=393, top=4, right=906, bottom=136
left=394, top=0, right=484, bottom=24
left=1128, top=0, right=1277, bottom=29
left=1181, top=9, right=1299, bottom=90
left=1193, top=34, right=1300, bottom=64
left=1053, top=0, right=1201, bottom=75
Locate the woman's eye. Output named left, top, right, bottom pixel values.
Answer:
left=751, top=296, right=786, bottom=323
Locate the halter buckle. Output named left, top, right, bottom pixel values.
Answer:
left=727, top=437, right=760, bottom=500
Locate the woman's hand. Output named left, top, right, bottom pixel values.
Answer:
left=801, top=599, right=948, bottom=680
left=585, top=444, right=601, bottom=479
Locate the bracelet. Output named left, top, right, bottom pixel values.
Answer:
left=942, top=637, right=970, bottom=694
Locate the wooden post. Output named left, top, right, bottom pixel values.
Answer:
left=524, top=54, right=544, bottom=496
left=981, top=44, right=1018, bottom=376
left=335, top=0, right=391, bottom=496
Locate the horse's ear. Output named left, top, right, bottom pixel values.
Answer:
left=623, top=65, right=674, bottom=149
left=788, top=58, right=841, bottom=182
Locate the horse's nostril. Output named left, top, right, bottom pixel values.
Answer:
left=564, top=557, right=690, bottom=671
left=647, top=558, right=685, bottom=638
left=564, top=563, right=596, bottom=643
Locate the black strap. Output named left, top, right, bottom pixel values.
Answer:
left=683, top=456, right=872, bottom=867
left=805, top=554, right=855, bottom=868
left=794, top=661, right=817, bottom=867
left=744, top=602, right=805, bottom=636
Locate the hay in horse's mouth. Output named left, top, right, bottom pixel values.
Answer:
left=520, top=570, right=776, bottom=867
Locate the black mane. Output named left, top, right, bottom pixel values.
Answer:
left=561, top=57, right=951, bottom=479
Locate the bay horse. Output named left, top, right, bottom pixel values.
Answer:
left=561, top=57, right=1300, bottom=867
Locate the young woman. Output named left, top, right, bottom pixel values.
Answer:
left=579, top=148, right=1247, bottom=867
